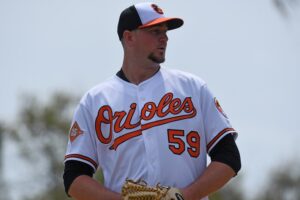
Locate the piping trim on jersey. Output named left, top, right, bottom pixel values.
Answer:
left=206, top=128, right=236, bottom=152
left=65, top=154, right=98, bottom=170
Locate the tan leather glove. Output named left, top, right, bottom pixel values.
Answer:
left=121, top=179, right=184, bottom=200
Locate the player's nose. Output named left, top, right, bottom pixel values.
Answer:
left=159, top=33, right=168, bottom=46
left=160, top=32, right=168, bottom=42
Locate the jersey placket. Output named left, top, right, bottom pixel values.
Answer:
left=136, top=83, right=160, bottom=184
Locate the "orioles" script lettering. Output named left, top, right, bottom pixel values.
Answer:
left=95, top=92, right=197, bottom=150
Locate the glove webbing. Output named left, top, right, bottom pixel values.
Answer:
left=122, top=179, right=170, bottom=200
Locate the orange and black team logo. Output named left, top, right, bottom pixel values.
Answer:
left=214, top=98, right=228, bottom=119
left=95, top=92, right=197, bottom=150
left=151, top=4, right=164, bottom=14
left=69, top=121, right=83, bottom=142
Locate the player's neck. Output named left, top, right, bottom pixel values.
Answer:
left=121, top=59, right=160, bottom=85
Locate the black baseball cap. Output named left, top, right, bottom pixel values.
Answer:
left=117, top=2, right=184, bottom=40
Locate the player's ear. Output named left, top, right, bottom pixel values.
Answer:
left=123, top=30, right=135, bottom=46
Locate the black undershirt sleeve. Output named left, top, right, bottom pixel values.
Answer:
left=209, top=134, right=241, bottom=175
left=63, top=160, right=94, bottom=196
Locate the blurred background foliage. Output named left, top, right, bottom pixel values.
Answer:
left=273, top=0, right=300, bottom=17
left=0, top=92, right=299, bottom=200
left=0, top=92, right=104, bottom=200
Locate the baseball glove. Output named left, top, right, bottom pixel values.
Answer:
left=121, top=179, right=184, bottom=200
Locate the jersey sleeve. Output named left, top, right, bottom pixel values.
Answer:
left=64, top=102, right=99, bottom=172
left=200, top=84, right=237, bottom=153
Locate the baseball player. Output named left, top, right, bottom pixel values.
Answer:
left=63, top=2, right=241, bottom=200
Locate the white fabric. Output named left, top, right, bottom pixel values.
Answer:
left=65, top=67, right=237, bottom=200
left=135, top=2, right=165, bottom=25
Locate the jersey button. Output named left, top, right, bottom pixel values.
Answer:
left=138, top=85, right=145, bottom=91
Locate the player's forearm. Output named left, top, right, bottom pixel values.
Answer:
left=181, top=161, right=235, bottom=200
left=69, top=175, right=121, bottom=200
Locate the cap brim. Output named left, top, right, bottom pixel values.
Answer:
left=138, top=17, right=184, bottom=30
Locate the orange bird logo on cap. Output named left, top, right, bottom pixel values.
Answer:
left=151, top=4, right=164, bottom=14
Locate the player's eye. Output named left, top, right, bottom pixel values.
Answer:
left=152, top=30, right=161, bottom=35
left=149, top=29, right=167, bottom=36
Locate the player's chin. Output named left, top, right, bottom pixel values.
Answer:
left=148, top=53, right=165, bottom=64
left=151, top=57, right=165, bottom=64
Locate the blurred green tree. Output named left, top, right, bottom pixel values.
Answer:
left=273, top=0, right=300, bottom=17
left=8, top=92, right=105, bottom=200
left=254, top=161, right=300, bottom=200
left=0, top=122, right=10, bottom=200
left=0, top=123, right=3, bottom=181
left=7, top=92, right=78, bottom=200
left=209, top=175, right=245, bottom=200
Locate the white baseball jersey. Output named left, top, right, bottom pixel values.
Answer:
left=64, top=67, right=237, bottom=200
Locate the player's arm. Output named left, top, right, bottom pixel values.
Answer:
left=63, top=160, right=121, bottom=200
left=181, top=134, right=241, bottom=200
left=182, top=161, right=235, bottom=200
left=69, top=175, right=121, bottom=200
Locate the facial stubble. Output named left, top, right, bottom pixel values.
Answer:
left=148, top=52, right=165, bottom=64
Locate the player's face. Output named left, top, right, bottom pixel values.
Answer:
left=136, top=24, right=169, bottom=64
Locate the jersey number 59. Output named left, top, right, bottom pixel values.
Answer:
left=167, top=129, right=200, bottom=158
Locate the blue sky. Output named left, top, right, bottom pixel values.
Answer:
left=1, top=0, right=300, bottom=199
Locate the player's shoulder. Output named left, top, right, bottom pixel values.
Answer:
left=79, top=75, right=120, bottom=103
left=89, top=76, right=118, bottom=93
left=160, top=67, right=207, bottom=86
